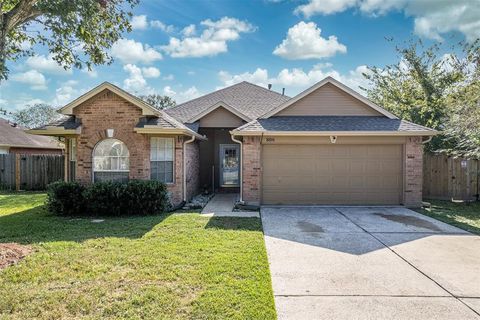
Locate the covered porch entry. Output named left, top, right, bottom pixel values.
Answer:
left=198, top=128, right=241, bottom=193
left=193, top=104, right=247, bottom=193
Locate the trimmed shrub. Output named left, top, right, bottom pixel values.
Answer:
left=47, top=180, right=169, bottom=216
left=46, top=181, right=85, bottom=216
left=85, top=180, right=169, bottom=216
left=83, top=181, right=126, bottom=216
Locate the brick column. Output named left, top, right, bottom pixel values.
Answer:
left=242, top=136, right=262, bottom=205
left=404, top=136, right=423, bottom=207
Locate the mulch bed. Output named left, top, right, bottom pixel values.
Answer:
left=0, top=243, right=32, bottom=270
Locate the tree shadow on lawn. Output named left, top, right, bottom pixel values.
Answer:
left=0, top=204, right=172, bottom=245
left=204, top=216, right=262, bottom=231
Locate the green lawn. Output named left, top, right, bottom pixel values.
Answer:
left=0, top=192, right=276, bottom=319
left=417, top=200, right=480, bottom=235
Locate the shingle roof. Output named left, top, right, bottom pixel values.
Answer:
left=165, top=81, right=291, bottom=123
left=233, top=116, right=436, bottom=133
left=0, top=118, right=64, bottom=149
left=35, top=116, right=81, bottom=130
left=135, top=116, right=178, bottom=129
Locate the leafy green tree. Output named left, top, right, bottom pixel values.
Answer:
left=12, top=103, right=61, bottom=128
left=0, top=0, right=138, bottom=80
left=363, top=39, right=472, bottom=151
left=441, top=43, right=480, bottom=158
left=140, top=94, right=176, bottom=110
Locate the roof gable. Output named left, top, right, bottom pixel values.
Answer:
left=262, top=77, right=397, bottom=119
left=198, top=105, right=246, bottom=128
left=188, top=101, right=251, bottom=123
left=59, top=82, right=159, bottom=116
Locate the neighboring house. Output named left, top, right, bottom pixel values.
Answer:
left=0, top=117, right=63, bottom=155
left=29, top=77, right=436, bottom=207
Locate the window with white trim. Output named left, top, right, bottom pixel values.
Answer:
left=93, top=139, right=129, bottom=182
left=150, top=137, right=174, bottom=183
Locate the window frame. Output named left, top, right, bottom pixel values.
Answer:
left=92, top=138, right=130, bottom=182
left=150, top=137, right=175, bottom=184
left=68, top=138, right=77, bottom=181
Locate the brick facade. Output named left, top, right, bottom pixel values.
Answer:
left=242, top=136, right=262, bottom=205
left=404, top=136, right=424, bottom=207
left=70, top=89, right=193, bottom=207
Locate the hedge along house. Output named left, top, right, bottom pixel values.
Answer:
left=30, top=77, right=437, bottom=208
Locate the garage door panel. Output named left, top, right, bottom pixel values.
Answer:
left=262, top=144, right=403, bottom=205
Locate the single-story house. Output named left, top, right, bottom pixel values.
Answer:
left=29, top=77, right=436, bottom=207
left=0, top=117, right=63, bottom=155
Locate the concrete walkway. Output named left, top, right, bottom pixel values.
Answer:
left=201, top=193, right=259, bottom=217
left=261, top=206, right=480, bottom=320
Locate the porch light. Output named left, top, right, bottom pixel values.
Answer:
left=106, top=129, right=114, bottom=138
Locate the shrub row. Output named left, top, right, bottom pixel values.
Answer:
left=46, top=180, right=169, bottom=216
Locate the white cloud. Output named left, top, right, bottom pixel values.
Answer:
left=163, top=85, right=201, bottom=103
left=218, top=63, right=372, bottom=95
left=141, top=66, right=161, bottom=78
left=111, top=38, right=162, bottom=64
left=273, top=21, right=347, bottom=60
left=161, top=16, right=256, bottom=58
left=52, top=81, right=81, bottom=106
left=294, top=0, right=480, bottom=42
left=131, top=15, right=148, bottom=30
left=25, top=54, right=72, bottom=75
left=162, top=74, right=174, bottom=81
left=82, top=67, right=98, bottom=78
left=11, top=70, right=47, bottom=90
left=122, top=64, right=155, bottom=94
left=131, top=15, right=175, bottom=33
left=182, top=24, right=196, bottom=36
left=295, top=0, right=357, bottom=16
left=150, top=20, right=175, bottom=33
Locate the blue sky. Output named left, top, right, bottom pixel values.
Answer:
left=1, top=0, right=478, bottom=112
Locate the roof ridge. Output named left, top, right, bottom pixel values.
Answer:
left=239, top=81, right=291, bottom=99
left=172, top=81, right=290, bottom=110
left=172, top=82, right=248, bottom=109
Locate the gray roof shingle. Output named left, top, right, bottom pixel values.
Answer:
left=165, top=81, right=291, bottom=123
left=136, top=116, right=178, bottom=129
left=0, top=118, right=64, bottom=149
left=35, top=116, right=81, bottom=130
left=233, top=116, right=436, bottom=133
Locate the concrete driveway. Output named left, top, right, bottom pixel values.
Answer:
left=261, top=206, right=480, bottom=320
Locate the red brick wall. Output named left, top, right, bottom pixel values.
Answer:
left=242, top=136, right=262, bottom=205
left=9, top=148, right=63, bottom=155
left=71, top=89, right=186, bottom=206
left=404, top=136, right=424, bottom=207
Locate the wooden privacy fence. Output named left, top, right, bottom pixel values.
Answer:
left=423, top=153, right=480, bottom=201
left=0, top=154, right=64, bottom=191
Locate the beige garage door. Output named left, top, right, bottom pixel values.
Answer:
left=262, top=144, right=403, bottom=205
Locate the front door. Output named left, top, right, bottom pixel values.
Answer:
left=219, top=144, right=240, bottom=187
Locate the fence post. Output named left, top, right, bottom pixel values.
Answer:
left=15, top=153, right=21, bottom=191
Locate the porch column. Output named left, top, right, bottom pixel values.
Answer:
left=404, top=136, right=423, bottom=207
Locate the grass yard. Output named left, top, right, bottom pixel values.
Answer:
left=417, top=200, right=480, bottom=235
left=0, top=192, right=276, bottom=319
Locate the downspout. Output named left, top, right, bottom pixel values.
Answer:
left=422, top=136, right=433, bottom=144
left=183, top=135, right=196, bottom=202
left=231, top=134, right=243, bottom=203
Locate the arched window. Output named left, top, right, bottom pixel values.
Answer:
left=93, top=139, right=129, bottom=182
